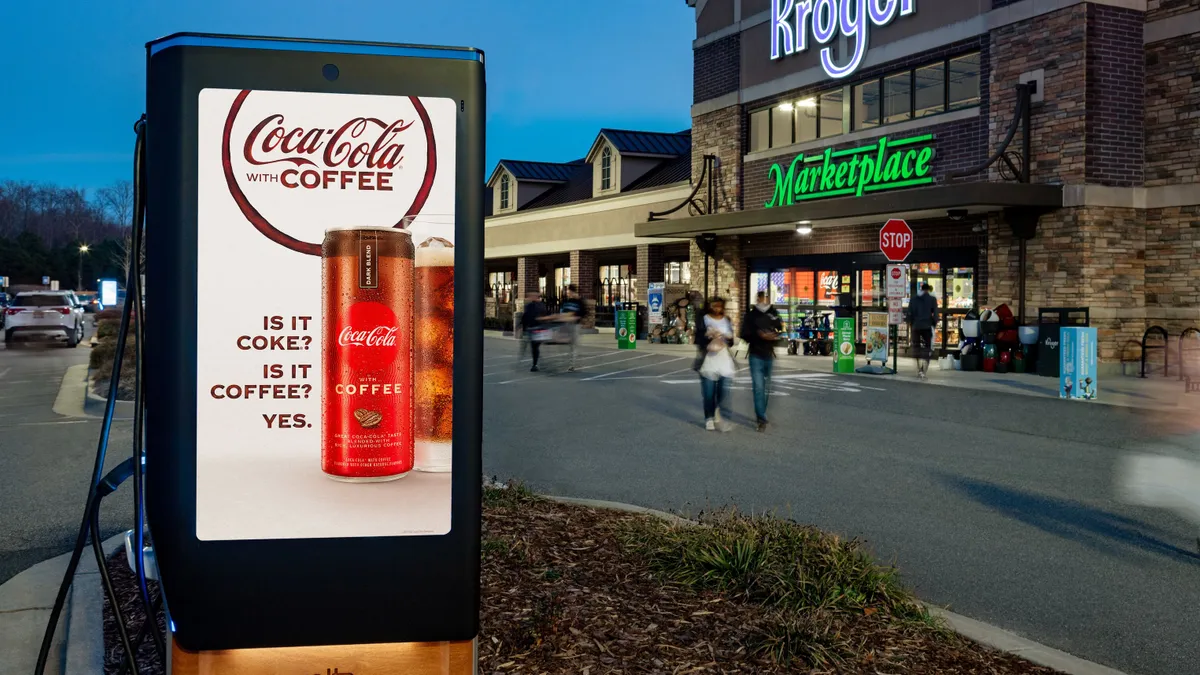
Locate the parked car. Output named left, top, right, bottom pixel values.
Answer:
left=4, top=291, right=86, bottom=347
left=76, top=291, right=101, bottom=313
left=0, top=293, right=8, bottom=328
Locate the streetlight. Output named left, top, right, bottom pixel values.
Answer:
left=77, top=244, right=89, bottom=291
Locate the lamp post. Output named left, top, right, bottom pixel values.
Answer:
left=77, top=244, right=89, bottom=291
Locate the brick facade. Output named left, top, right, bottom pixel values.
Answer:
left=694, top=34, right=740, bottom=104
left=570, top=249, right=598, bottom=328
left=1145, top=34, right=1200, bottom=187
left=1085, top=4, right=1145, bottom=186
left=990, top=4, right=1088, bottom=185
left=636, top=244, right=665, bottom=285
left=742, top=115, right=988, bottom=210
left=1146, top=0, right=1200, bottom=21
left=678, top=1, right=1200, bottom=363
left=515, top=256, right=540, bottom=297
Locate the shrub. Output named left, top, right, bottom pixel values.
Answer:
left=95, top=319, right=119, bottom=340
left=623, top=510, right=925, bottom=620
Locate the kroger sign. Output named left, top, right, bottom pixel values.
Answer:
left=770, top=0, right=916, bottom=79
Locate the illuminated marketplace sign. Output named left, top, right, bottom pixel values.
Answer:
left=765, top=134, right=934, bottom=207
left=770, top=0, right=916, bottom=79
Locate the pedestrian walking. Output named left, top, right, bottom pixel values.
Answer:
left=521, top=291, right=548, bottom=372
left=909, top=282, right=938, bottom=379
left=741, top=291, right=783, bottom=432
left=694, top=297, right=736, bottom=431
left=557, top=284, right=587, bottom=372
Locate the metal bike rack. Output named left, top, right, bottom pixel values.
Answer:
left=1140, top=325, right=1169, bottom=378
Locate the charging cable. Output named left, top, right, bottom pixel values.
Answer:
left=34, top=115, right=156, bottom=675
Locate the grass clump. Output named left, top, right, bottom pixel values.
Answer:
left=482, top=478, right=535, bottom=509
left=625, top=509, right=926, bottom=620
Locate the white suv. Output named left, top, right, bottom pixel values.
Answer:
left=4, top=291, right=86, bottom=347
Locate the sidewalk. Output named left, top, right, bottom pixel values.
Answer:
left=0, top=535, right=123, bottom=675
left=488, top=331, right=1200, bottom=411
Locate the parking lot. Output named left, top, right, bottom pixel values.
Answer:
left=480, top=334, right=1199, bottom=675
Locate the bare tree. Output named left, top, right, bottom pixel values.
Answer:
left=97, top=180, right=134, bottom=228
left=97, top=180, right=140, bottom=279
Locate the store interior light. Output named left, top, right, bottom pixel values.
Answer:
left=777, top=102, right=794, bottom=112
left=797, top=97, right=817, bottom=108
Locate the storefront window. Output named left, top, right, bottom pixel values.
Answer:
left=795, top=98, right=819, bottom=144
left=858, top=270, right=883, bottom=307
left=816, top=270, right=839, bottom=305
left=488, top=271, right=513, bottom=303
left=883, top=72, right=912, bottom=123
left=771, top=105, right=794, bottom=148
left=915, top=63, right=946, bottom=118
left=664, top=261, right=690, bottom=284
left=948, top=267, right=975, bottom=309
left=820, top=90, right=844, bottom=138
left=750, top=109, right=769, bottom=152
left=853, top=81, right=880, bottom=130
left=949, top=53, right=981, bottom=110
left=553, top=267, right=571, bottom=297
left=598, top=264, right=631, bottom=304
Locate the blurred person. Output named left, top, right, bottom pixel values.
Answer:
left=555, top=284, right=586, bottom=372
left=909, top=282, right=938, bottom=379
left=741, top=291, right=783, bottom=432
left=520, top=291, right=548, bottom=372
left=694, top=297, right=736, bottom=431
left=1116, top=433, right=1200, bottom=553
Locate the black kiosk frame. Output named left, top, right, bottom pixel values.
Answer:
left=144, top=33, right=484, bottom=652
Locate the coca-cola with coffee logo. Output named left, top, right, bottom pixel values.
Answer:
left=321, top=225, right=415, bottom=481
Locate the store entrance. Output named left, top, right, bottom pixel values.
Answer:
left=749, top=248, right=979, bottom=357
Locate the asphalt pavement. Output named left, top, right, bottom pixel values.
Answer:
left=482, top=336, right=1199, bottom=675
left=3, top=328, right=1195, bottom=674
left=0, top=323, right=133, bottom=585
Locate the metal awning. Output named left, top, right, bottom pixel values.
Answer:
left=634, top=182, right=1063, bottom=238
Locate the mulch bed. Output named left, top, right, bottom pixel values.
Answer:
left=103, top=489, right=1064, bottom=674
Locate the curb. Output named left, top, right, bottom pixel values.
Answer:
left=82, top=368, right=134, bottom=418
left=0, top=534, right=124, bottom=675
left=925, top=606, right=1131, bottom=675
left=547, top=494, right=1132, bottom=675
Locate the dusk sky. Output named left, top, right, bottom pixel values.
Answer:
left=0, top=0, right=694, bottom=193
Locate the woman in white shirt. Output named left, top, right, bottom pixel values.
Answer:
left=694, top=297, right=736, bottom=431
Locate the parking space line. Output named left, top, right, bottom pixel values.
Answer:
left=581, top=356, right=687, bottom=381
left=601, top=366, right=697, bottom=381
left=493, top=353, right=653, bottom=385
left=0, top=368, right=10, bottom=380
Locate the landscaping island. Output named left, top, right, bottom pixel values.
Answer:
left=103, top=484, right=1062, bottom=673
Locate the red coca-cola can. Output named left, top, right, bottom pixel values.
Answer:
left=321, top=225, right=414, bottom=481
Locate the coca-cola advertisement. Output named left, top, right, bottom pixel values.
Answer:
left=194, top=88, right=456, bottom=541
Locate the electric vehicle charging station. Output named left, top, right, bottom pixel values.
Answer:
left=142, top=33, right=484, bottom=672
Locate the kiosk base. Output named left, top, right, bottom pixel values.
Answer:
left=170, top=635, right=477, bottom=674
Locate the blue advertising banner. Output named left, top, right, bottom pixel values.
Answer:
left=647, top=283, right=664, bottom=327
left=1060, top=327, right=1098, bottom=400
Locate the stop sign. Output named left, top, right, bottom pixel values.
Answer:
left=879, top=219, right=913, bottom=262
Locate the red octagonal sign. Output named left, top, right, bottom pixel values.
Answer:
left=880, top=219, right=914, bottom=262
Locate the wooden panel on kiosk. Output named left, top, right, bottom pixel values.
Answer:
left=171, top=638, right=476, bottom=675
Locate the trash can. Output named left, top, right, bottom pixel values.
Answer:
left=1037, top=307, right=1090, bottom=377
left=616, top=303, right=638, bottom=350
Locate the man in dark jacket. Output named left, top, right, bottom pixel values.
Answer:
left=521, top=292, right=548, bottom=372
left=909, top=282, right=938, bottom=379
left=741, top=291, right=784, bottom=432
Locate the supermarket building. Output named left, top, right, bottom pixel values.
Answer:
left=629, top=0, right=1200, bottom=362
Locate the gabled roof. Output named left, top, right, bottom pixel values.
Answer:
left=486, top=159, right=583, bottom=187
left=624, top=154, right=691, bottom=192
left=585, top=129, right=692, bottom=162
